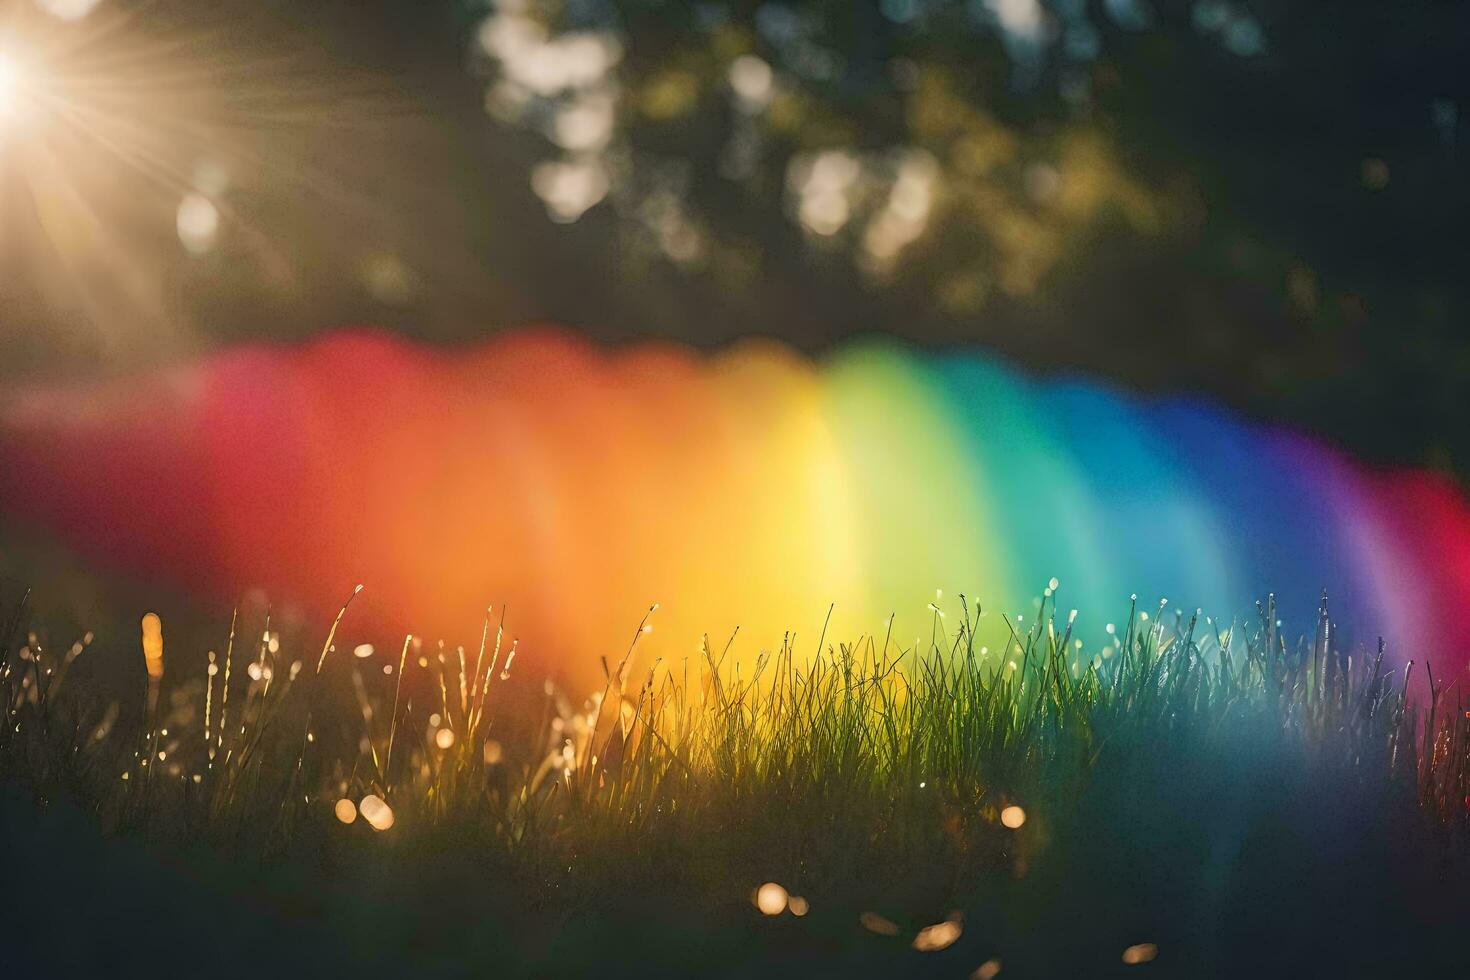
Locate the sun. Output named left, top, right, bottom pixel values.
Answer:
left=0, top=2, right=385, bottom=362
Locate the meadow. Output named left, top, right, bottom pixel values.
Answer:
left=2, top=583, right=1468, bottom=978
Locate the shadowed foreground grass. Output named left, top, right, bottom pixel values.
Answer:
left=2, top=587, right=1469, bottom=978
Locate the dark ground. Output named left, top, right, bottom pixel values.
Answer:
left=4, top=727, right=1467, bottom=979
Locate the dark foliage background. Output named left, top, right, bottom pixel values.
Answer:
left=0, top=0, right=1465, bottom=473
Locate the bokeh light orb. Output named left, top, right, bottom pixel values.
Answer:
left=754, top=882, right=788, bottom=916
left=359, top=793, right=394, bottom=831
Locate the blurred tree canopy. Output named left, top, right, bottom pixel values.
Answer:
left=0, top=0, right=1465, bottom=473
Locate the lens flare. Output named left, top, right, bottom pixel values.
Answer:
left=0, top=52, right=20, bottom=117
left=0, top=4, right=405, bottom=360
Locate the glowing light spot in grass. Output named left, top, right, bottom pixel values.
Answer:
left=334, top=798, right=357, bottom=824
left=246, top=662, right=263, bottom=681
left=360, top=794, right=394, bottom=831
left=1106, top=623, right=1116, bottom=635
left=912, top=912, right=963, bottom=952
left=435, top=728, right=456, bottom=750
left=972, top=959, right=1003, bottom=980
left=484, top=740, right=503, bottom=764
left=382, top=664, right=392, bottom=675
left=353, top=643, right=374, bottom=659
left=1049, top=577, right=1060, bottom=591
left=418, top=656, right=430, bottom=668
left=140, top=613, right=164, bottom=680
left=1000, top=805, right=1026, bottom=829
left=429, top=712, right=442, bottom=727
left=859, top=911, right=901, bottom=936
left=788, top=895, right=809, bottom=917
left=754, top=882, right=788, bottom=915
left=1121, top=943, right=1158, bottom=965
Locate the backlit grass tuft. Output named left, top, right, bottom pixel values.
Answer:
left=2, top=585, right=1469, bottom=974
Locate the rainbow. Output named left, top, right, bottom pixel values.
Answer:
left=2, top=328, right=1467, bottom=691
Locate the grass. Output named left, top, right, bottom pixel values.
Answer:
left=2, top=583, right=1469, bottom=978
